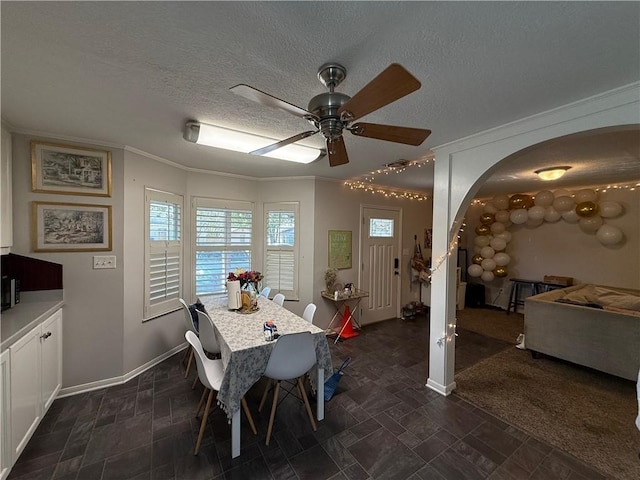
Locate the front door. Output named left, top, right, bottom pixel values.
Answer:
left=360, top=206, right=401, bottom=324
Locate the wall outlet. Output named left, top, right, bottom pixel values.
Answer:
left=93, top=255, right=116, bottom=269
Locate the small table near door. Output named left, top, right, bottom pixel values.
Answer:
left=202, top=295, right=333, bottom=458
left=321, top=289, right=369, bottom=343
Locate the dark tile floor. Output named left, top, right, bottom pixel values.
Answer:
left=7, top=313, right=611, bottom=480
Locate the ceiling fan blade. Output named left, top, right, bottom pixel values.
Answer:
left=338, top=64, right=421, bottom=122
left=350, top=123, right=431, bottom=146
left=230, top=84, right=316, bottom=120
left=327, top=136, right=349, bottom=167
left=249, top=130, right=318, bottom=156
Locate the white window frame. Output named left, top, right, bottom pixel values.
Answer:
left=264, top=202, right=299, bottom=300
left=192, top=197, right=255, bottom=297
left=144, top=188, right=183, bottom=321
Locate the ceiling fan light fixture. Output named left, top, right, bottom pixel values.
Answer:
left=183, top=121, right=323, bottom=164
left=535, top=166, right=571, bottom=181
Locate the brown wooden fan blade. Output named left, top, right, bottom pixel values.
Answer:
left=338, top=64, right=421, bottom=122
left=350, top=123, right=431, bottom=146
left=250, top=130, right=318, bottom=156
left=230, top=84, right=316, bottom=120
left=327, top=136, right=349, bottom=167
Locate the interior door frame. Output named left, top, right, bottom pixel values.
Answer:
left=358, top=204, right=403, bottom=322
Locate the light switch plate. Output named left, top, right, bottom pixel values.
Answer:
left=93, top=255, right=116, bottom=269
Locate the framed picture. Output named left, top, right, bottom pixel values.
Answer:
left=32, top=202, right=112, bottom=252
left=328, top=230, right=352, bottom=269
left=31, top=141, right=112, bottom=196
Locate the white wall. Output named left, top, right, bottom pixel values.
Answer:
left=464, top=188, right=640, bottom=308
left=312, top=179, right=432, bottom=329
left=11, top=134, right=125, bottom=387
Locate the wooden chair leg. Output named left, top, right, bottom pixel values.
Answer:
left=196, top=387, right=208, bottom=418
left=184, top=349, right=194, bottom=378
left=265, top=381, right=280, bottom=445
left=192, top=375, right=200, bottom=390
left=241, top=397, right=258, bottom=435
left=297, top=377, right=317, bottom=431
left=194, top=389, right=214, bottom=455
left=258, top=378, right=273, bottom=413
left=182, top=345, right=191, bottom=365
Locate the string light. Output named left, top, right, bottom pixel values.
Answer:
left=344, top=180, right=430, bottom=200
left=343, top=156, right=433, bottom=201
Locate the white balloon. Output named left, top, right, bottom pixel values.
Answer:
left=481, top=270, right=495, bottom=282
left=554, top=189, right=572, bottom=199
left=483, top=202, right=498, bottom=214
left=481, top=258, right=497, bottom=271
left=552, top=195, right=574, bottom=212
left=493, top=194, right=510, bottom=211
left=528, top=205, right=546, bottom=221
left=596, top=224, right=624, bottom=245
left=474, top=235, right=491, bottom=247
left=468, top=264, right=483, bottom=277
left=561, top=209, right=580, bottom=223
left=473, top=245, right=483, bottom=254
left=578, top=215, right=603, bottom=234
left=480, top=246, right=495, bottom=258
left=495, top=231, right=512, bottom=243
left=490, top=222, right=506, bottom=234
left=526, top=217, right=544, bottom=228
left=574, top=188, right=597, bottom=203
left=494, top=210, right=510, bottom=224
left=510, top=208, right=528, bottom=225
left=490, top=237, right=507, bottom=251
left=544, top=206, right=562, bottom=223
left=534, top=190, right=554, bottom=207
left=493, top=252, right=511, bottom=266
left=598, top=200, right=623, bottom=218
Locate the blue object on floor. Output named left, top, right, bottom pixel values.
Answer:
left=324, top=357, right=352, bottom=401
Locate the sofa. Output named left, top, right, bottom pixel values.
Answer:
left=524, top=284, right=640, bottom=381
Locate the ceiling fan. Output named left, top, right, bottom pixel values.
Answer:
left=230, top=63, right=431, bottom=167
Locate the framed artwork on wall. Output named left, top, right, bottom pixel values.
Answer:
left=31, top=141, right=112, bottom=196
left=328, top=230, right=352, bottom=269
left=32, top=201, right=112, bottom=252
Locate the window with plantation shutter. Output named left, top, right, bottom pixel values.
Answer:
left=193, top=198, right=254, bottom=296
left=144, top=188, right=183, bottom=320
left=264, top=202, right=298, bottom=300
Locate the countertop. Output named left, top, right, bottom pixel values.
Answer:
left=1, top=290, right=64, bottom=352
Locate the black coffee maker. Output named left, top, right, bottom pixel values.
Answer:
left=1, top=275, right=20, bottom=311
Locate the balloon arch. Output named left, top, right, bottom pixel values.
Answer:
left=467, top=188, right=625, bottom=282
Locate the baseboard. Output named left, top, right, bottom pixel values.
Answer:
left=58, top=343, right=188, bottom=398
left=426, top=378, right=457, bottom=396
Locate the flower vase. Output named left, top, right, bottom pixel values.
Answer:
left=243, top=282, right=258, bottom=310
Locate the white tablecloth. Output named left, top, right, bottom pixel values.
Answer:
left=201, top=295, right=333, bottom=420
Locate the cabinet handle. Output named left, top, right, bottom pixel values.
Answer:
left=40, top=332, right=52, bottom=340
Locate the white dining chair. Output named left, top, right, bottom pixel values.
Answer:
left=302, top=303, right=317, bottom=324
left=260, top=286, right=271, bottom=298
left=179, top=298, right=198, bottom=378
left=185, top=331, right=257, bottom=455
left=258, top=332, right=317, bottom=445
left=272, top=293, right=285, bottom=306
left=196, top=310, right=221, bottom=357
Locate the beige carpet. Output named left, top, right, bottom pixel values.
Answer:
left=455, top=345, right=640, bottom=480
left=456, top=307, right=524, bottom=344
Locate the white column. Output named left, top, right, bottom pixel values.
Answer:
left=426, top=153, right=458, bottom=395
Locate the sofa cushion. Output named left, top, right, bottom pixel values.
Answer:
left=562, top=285, right=640, bottom=311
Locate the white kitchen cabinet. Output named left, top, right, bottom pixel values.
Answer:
left=0, top=125, right=12, bottom=250
left=40, top=309, right=62, bottom=412
left=6, top=308, right=62, bottom=470
left=9, top=327, right=41, bottom=461
left=0, top=350, right=10, bottom=480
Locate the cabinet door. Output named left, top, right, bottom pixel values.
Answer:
left=41, top=310, right=62, bottom=411
left=9, top=327, right=41, bottom=460
left=0, top=350, right=11, bottom=480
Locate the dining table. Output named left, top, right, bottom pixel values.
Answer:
left=201, top=295, right=334, bottom=458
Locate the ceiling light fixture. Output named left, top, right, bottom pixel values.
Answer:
left=534, top=166, right=571, bottom=181
left=183, top=121, right=324, bottom=164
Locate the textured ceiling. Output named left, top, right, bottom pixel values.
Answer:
left=1, top=2, right=639, bottom=197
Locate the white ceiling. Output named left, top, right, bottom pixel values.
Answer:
left=2, top=2, right=639, bottom=197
